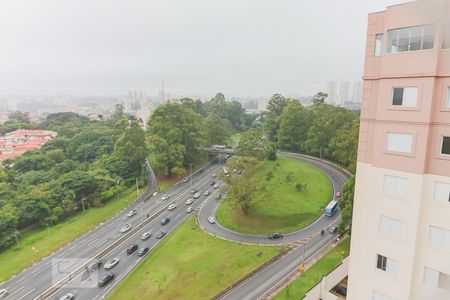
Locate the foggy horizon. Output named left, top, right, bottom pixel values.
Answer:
left=0, top=0, right=407, bottom=98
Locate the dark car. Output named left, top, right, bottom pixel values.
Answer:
left=137, top=247, right=150, bottom=257
left=156, top=230, right=166, bottom=239
left=268, top=233, right=283, bottom=239
left=98, top=272, right=115, bottom=287
left=190, top=188, right=197, bottom=194
left=210, top=181, right=216, bottom=186
left=160, top=217, right=170, bottom=225
left=126, top=244, right=138, bottom=255
left=332, top=285, right=347, bottom=296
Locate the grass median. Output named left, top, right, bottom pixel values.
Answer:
left=274, top=236, right=350, bottom=300
left=108, top=216, right=285, bottom=300
left=0, top=187, right=139, bottom=283
left=216, top=157, right=333, bottom=234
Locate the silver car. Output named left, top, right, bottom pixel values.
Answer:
left=207, top=216, right=216, bottom=224
left=141, top=231, right=152, bottom=240
left=0, top=289, right=8, bottom=299
left=104, top=257, right=120, bottom=269
left=186, top=206, right=194, bottom=213
left=160, top=194, right=170, bottom=201
left=58, top=293, right=75, bottom=300
left=185, top=198, right=194, bottom=205
left=126, top=209, right=137, bottom=217
left=120, top=223, right=132, bottom=233
left=193, top=192, right=201, bottom=199
left=204, top=190, right=211, bottom=196
left=167, top=204, right=176, bottom=211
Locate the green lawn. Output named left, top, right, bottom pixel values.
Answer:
left=274, top=236, right=350, bottom=300
left=108, top=217, right=284, bottom=300
left=0, top=187, right=139, bottom=283
left=216, top=157, right=333, bottom=234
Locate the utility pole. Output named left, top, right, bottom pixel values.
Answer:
left=136, top=177, right=140, bottom=197
left=14, top=231, right=20, bottom=247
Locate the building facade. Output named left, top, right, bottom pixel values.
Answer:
left=348, top=1, right=450, bottom=300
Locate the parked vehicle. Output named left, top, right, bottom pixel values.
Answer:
left=190, top=188, right=197, bottom=194
left=268, top=233, right=283, bottom=239
left=160, top=217, right=170, bottom=225
left=210, top=181, right=216, bottom=186
left=98, top=273, right=115, bottom=287
left=126, top=244, right=138, bottom=255
left=104, top=258, right=120, bottom=269
left=137, top=247, right=150, bottom=257
left=161, top=194, right=170, bottom=201
left=86, top=259, right=103, bottom=272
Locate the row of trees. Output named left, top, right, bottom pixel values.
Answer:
left=147, top=93, right=250, bottom=176
left=236, top=93, right=359, bottom=172
left=0, top=108, right=147, bottom=248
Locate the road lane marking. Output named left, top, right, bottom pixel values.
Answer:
left=6, top=285, right=26, bottom=298
left=17, top=288, right=36, bottom=300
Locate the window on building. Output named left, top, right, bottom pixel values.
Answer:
left=379, top=215, right=403, bottom=238
left=424, top=267, right=450, bottom=291
left=387, top=24, right=435, bottom=53
left=387, top=133, right=413, bottom=153
left=384, top=175, right=409, bottom=197
left=373, top=291, right=393, bottom=300
left=434, top=182, right=450, bottom=203
left=443, top=24, right=450, bottom=49
left=376, top=254, right=399, bottom=276
left=442, top=136, right=450, bottom=155
left=375, top=34, right=384, bottom=56
left=429, top=225, right=450, bottom=251
left=392, top=87, right=418, bottom=107
left=446, top=87, right=450, bottom=108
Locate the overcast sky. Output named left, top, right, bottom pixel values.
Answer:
left=0, top=0, right=407, bottom=98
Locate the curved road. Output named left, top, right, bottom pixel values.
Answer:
left=197, top=152, right=351, bottom=300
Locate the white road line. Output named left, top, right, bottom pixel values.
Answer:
left=16, top=288, right=36, bottom=300
left=6, top=285, right=26, bottom=298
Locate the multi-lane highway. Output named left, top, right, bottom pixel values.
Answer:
left=0, top=152, right=350, bottom=300
left=0, top=159, right=225, bottom=300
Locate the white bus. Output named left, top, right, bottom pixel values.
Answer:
left=324, top=200, right=339, bottom=217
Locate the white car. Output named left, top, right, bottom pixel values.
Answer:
left=126, top=209, right=137, bottom=217
left=120, top=223, right=132, bottom=233
left=207, top=216, right=216, bottom=224
left=182, top=177, right=188, bottom=182
left=212, top=174, right=217, bottom=178
left=0, top=289, right=8, bottom=299
left=152, top=191, right=158, bottom=197
left=193, top=192, right=201, bottom=199
left=186, top=207, right=194, bottom=213
left=104, top=257, right=120, bottom=269
left=161, top=194, right=170, bottom=201
left=213, top=184, right=219, bottom=189
left=58, top=293, right=75, bottom=300
left=204, top=190, right=211, bottom=196
left=141, top=231, right=152, bottom=240
left=185, top=198, right=194, bottom=205
left=167, top=204, right=176, bottom=211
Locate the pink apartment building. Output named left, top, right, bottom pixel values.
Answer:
left=348, top=1, right=450, bottom=300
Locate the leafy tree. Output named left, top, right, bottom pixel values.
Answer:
left=204, top=114, right=232, bottom=146
left=277, top=101, right=309, bottom=151
left=236, top=127, right=272, bottom=160
left=329, top=119, right=359, bottom=172
left=311, top=92, right=328, bottom=106
left=338, top=176, right=355, bottom=234
left=0, top=204, right=19, bottom=248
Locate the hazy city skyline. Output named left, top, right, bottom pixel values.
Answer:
left=0, top=0, right=406, bottom=98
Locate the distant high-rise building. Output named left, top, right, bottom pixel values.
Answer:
left=352, top=81, right=363, bottom=103
left=339, top=81, right=350, bottom=106
left=327, top=81, right=338, bottom=104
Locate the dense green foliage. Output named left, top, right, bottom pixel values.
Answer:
left=146, top=93, right=246, bottom=176
left=253, top=93, right=360, bottom=171
left=0, top=111, right=147, bottom=249
left=0, top=112, right=37, bottom=135
left=338, top=176, right=355, bottom=234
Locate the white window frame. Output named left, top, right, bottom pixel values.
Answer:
left=446, top=87, right=450, bottom=108
left=379, top=215, right=403, bottom=239
left=429, top=225, right=450, bottom=251
left=375, top=34, right=383, bottom=56
left=441, top=136, right=450, bottom=156
left=424, top=266, right=440, bottom=287
left=434, top=182, right=450, bottom=203
left=391, top=87, right=418, bottom=107
left=383, top=175, right=409, bottom=198
left=387, top=132, right=413, bottom=153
